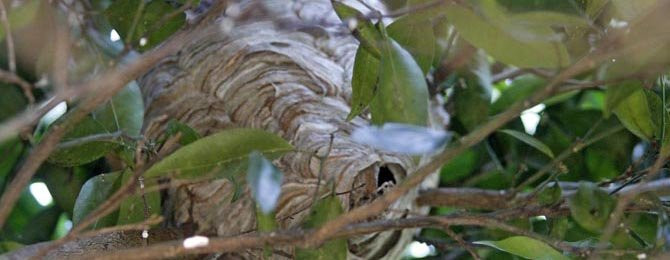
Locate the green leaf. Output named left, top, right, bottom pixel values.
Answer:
left=332, top=1, right=384, bottom=58
left=454, top=76, right=490, bottom=131
left=440, top=148, right=479, bottom=185
left=347, top=47, right=380, bottom=120
left=567, top=182, right=616, bottom=233
left=604, top=80, right=643, bottom=117
left=18, top=206, right=62, bottom=243
left=0, top=83, right=28, bottom=122
left=48, top=82, right=144, bottom=166
left=43, top=165, right=87, bottom=217
left=510, top=11, right=589, bottom=28
left=387, top=14, right=435, bottom=74
left=247, top=151, right=283, bottom=214
left=538, top=182, right=562, bottom=206
left=4, top=190, right=42, bottom=234
left=370, top=39, right=429, bottom=126
left=0, top=0, right=41, bottom=41
left=72, top=172, right=123, bottom=229
left=613, top=89, right=656, bottom=140
left=406, top=0, right=449, bottom=19
left=0, top=83, right=28, bottom=187
left=255, top=206, right=277, bottom=258
left=499, top=129, right=554, bottom=158
left=611, top=0, right=658, bottom=21
left=0, top=241, right=23, bottom=253
left=585, top=148, right=619, bottom=181
left=296, top=195, right=347, bottom=260
left=444, top=2, right=571, bottom=68
left=166, top=119, right=201, bottom=145
left=0, top=138, right=25, bottom=189
left=474, top=236, right=569, bottom=260
left=491, top=75, right=545, bottom=114
left=105, top=0, right=185, bottom=51
left=144, top=128, right=293, bottom=179
left=117, top=172, right=160, bottom=225
left=303, top=197, right=344, bottom=228
left=256, top=207, right=277, bottom=233
left=643, top=89, right=670, bottom=148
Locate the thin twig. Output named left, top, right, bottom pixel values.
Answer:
left=79, top=215, right=164, bottom=239
left=0, top=69, right=35, bottom=104
left=56, top=131, right=125, bottom=149
left=0, top=15, right=218, bottom=231
left=51, top=19, right=71, bottom=94
left=82, top=214, right=627, bottom=260
left=442, top=224, right=480, bottom=260
left=596, top=150, right=668, bottom=251
left=310, top=133, right=335, bottom=207
left=0, top=0, right=16, bottom=73
left=306, top=44, right=603, bottom=248
left=514, top=123, right=623, bottom=192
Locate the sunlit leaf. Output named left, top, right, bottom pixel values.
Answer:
left=295, top=195, right=346, bottom=260
left=499, top=129, right=554, bottom=158
left=247, top=151, right=283, bottom=214
left=144, top=128, right=292, bottom=179
left=567, top=182, right=615, bottom=233
left=370, top=39, right=429, bottom=126
left=347, top=47, right=380, bottom=121
left=73, top=172, right=123, bottom=229
left=351, top=123, right=450, bottom=155
left=474, top=236, right=569, bottom=260
left=444, top=2, right=571, bottom=68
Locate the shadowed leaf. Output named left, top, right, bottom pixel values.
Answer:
left=499, top=129, right=554, bottom=158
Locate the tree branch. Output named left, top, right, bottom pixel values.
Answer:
left=0, top=15, right=223, bottom=230
left=0, top=69, right=35, bottom=104
left=0, top=0, right=16, bottom=73
left=306, top=47, right=603, bottom=248
left=416, top=178, right=670, bottom=210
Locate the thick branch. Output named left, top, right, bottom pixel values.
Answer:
left=63, top=215, right=584, bottom=259
left=416, top=179, right=670, bottom=209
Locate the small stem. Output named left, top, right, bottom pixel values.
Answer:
left=0, top=0, right=16, bottom=73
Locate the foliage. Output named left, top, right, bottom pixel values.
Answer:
left=1, top=0, right=670, bottom=259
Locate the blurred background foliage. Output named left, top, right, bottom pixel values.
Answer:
left=0, top=0, right=670, bottom=259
